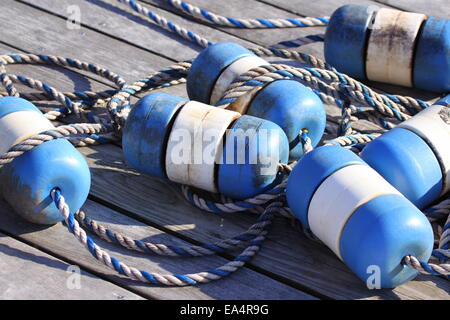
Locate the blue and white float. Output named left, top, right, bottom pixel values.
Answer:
left=187, top=42, right=326, bottom=160
left=0, top=97, right=91, bottom=224
left=361, top=95, right=450, bottom=209
left=286, top=145, right=434, bottom=288
left=122, top=92, right=289, bottom=200
left=325, top=5, right=450, bottom=92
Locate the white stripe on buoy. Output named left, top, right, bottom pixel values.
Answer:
left=308, top=164, right=401, bottom=259
left=165, top=101, right=240, bottom=192
left=0, top=111, right=54, bottom=156
left=366, top=8, right=426, bottom=87
left=210, top=55, right=267, bottom=105
left=399, top=104, right=450, bottom=195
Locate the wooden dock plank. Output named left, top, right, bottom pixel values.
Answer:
left=0, top=232, right=144, bottom=299
left=0, top=199, right=315, bottom=300
left=142, top=0, right=326, bottom=57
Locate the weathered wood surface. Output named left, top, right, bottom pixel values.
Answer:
left=0, top=231, right=145, bottom=300
left=0, top=0, right=448, bottom=299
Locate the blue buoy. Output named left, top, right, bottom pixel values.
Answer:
left=436, top=94, right=450, bottom=106
left=286, top=145, right=433, bottom=288
left=0, top=97, right=91, bottom=225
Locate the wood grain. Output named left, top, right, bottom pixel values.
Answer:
left=0, top=0, right=448, bottom=300
left=0, top=231, right=144, bottom=299
left=0, top=199, right=314, bottom=300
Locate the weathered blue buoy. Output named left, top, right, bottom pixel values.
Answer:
left=325, top=5, right=450, bottom=92
left=0, top=97, right=91, bottom=224
left=122, top=92, right=289, bottom=199
left=361, top=96, right=450, bottom=208
left=187, top=42, right=326, bottom=160
left=286, top=145, right=433, bottom=288
left=414, top=17, right=450, bottom=92
left=187, top=42, right=267, bottom=104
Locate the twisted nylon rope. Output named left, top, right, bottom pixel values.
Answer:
left=73, top=190, right=450, bottom=275
left=0, top=123, right=112, bottom=168
left=181, top=163, right=293, bottom=215
left=1, top=0, right=447, bottom=283
left=105, top=60, right=191, bottom=130
left=52, top=189, right=280, bottom=286
left=167, top=0, right=329, bottom=28
left=425, top=198, right=450, bottom=222
left=0, top=88, right=115, bottom=103
left=115, top=0, right=328, bottom=51
left=0, top=52, right=189, bottom=139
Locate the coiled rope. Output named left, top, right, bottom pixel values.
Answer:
left=52, top=188, right=280, bottom=286
left=0, top=0, right=448, bottom=284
